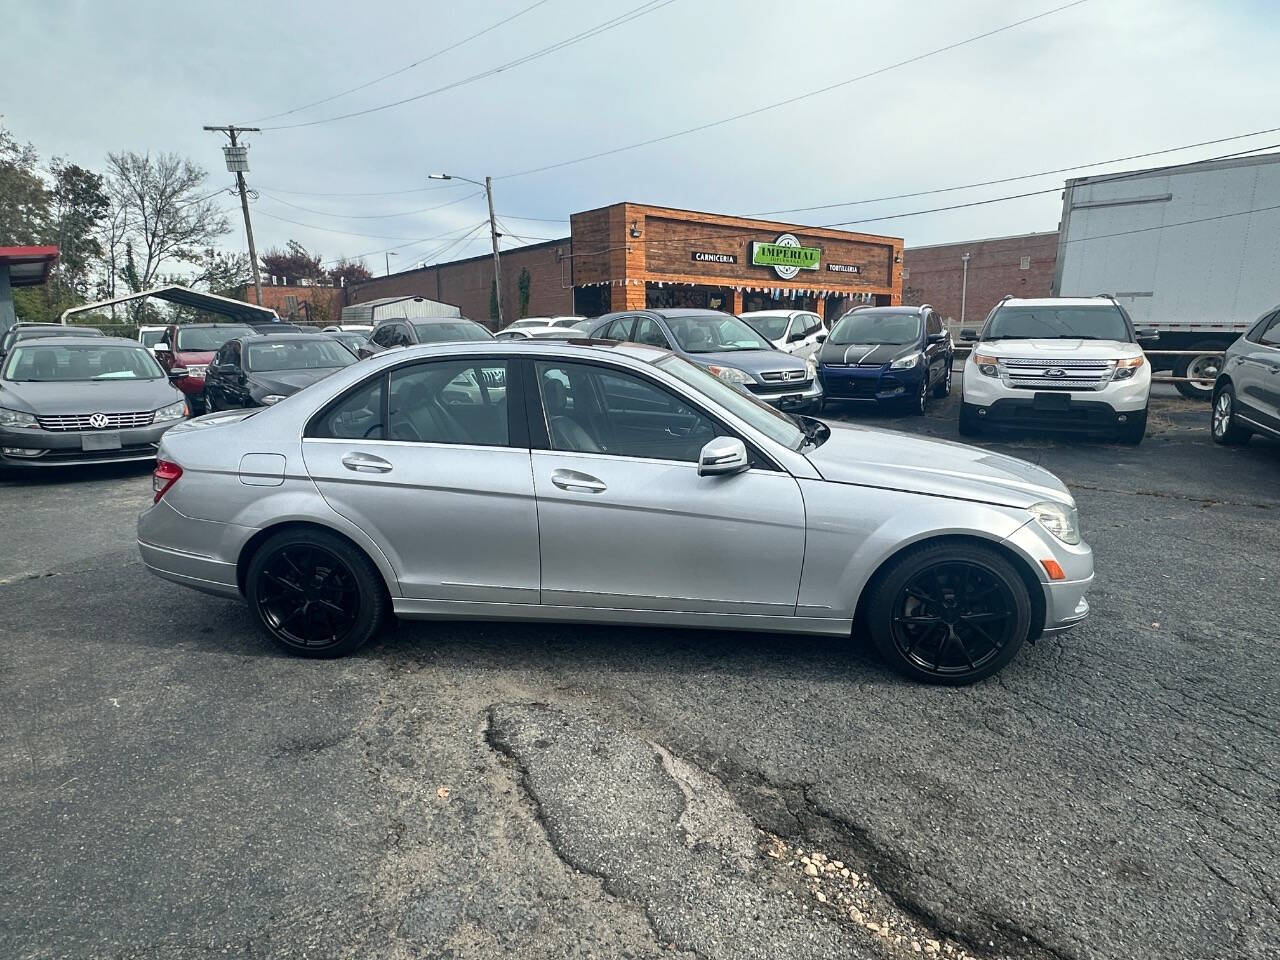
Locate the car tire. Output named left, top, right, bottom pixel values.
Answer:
left=1174, top=341, right=1227, bottom=401
left=1117, top=408, right=1147, bottom=445
left=1211, top=384, right=1252, bottom=445
left=909, top=375, right=928, bottom=416
left=932, top=358, right=952, bottom=398
left=958, top=402, right=982, bottom=436
left=865, top=541, right=1032, bottom=685
left=245, top=528, right=388, bottom=659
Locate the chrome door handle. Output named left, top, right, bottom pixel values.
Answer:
left=341, top=452, right=393, bottom=473
left=551, top=468, right=606, bottom=493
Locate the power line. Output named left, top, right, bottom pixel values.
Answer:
left=257, top=190, right=483, bottom=220
left=252, top=203, right=481, bottom=241
left=319, top=222, right=490, bottom=266
left=259, top=0, right=678, bottom=130
left=251, top=182, right=461, bottom=198
left=748, top=127, right=1280, bottom=217
left=496, top=0, right=1090, bottom=180
left=249, top=0, right=555, bottom=123
left=1060, top=201, right=1280, bottom=245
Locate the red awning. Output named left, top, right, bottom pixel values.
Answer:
left=0, top=246, right=60, bottom=287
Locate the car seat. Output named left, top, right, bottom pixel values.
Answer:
left=542, top=377, right=602, bottom=453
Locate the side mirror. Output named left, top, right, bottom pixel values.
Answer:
left=698, top=436, right=749, bottom=477
left=927, top=332, right=948, bottom=343
left=1136, top=327, right=1159, bottom=342
left=960, top=328, right=978, bottom=342
left=787, top=330, right=806, bottom=343
left=815, top=333, right=827, bottom=343
left=167, top=366, right=189, bottom=379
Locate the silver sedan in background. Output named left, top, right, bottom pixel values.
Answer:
left=138, top=341, right=1093, bottom=684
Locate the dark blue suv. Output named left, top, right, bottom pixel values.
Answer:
left=816, top=305, right=952, bottom=415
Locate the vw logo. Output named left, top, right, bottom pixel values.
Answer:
left=88, top=413, right=110, bottom=429
left=1045, top=368, right=1067, bottom=378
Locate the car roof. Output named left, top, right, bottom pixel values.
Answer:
left=175, top=322, right=258, bottom=329
left=738, top=309, right=806, bottom=318
left=242, top=333, right=331, bottom=344
left=998, top=297, right=1118, bottom=307
left=360, top=337, right=668, bottom=365
left=17, top=335, right=140, bottom=347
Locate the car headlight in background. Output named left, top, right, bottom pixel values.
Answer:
left=1031, top=500, right=1081, bottom=545
left=261, top=394, right=287, bottom=405
left=972, top=353, right=1000, bottom=377
left=706, top=365, right=753, bottom=385
left=1113, top=355, right=1145, bottom=381
left=153, top=400, right=187, bottom=422
left=0, top=407, right=38, bottom=429
left=890, top=353, right=921, bottom=370
left=805, top=354, right=817, bottom=378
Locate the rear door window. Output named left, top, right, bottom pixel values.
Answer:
left=388, top=359, right=510, bottom=446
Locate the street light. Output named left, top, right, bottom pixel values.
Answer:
left=960, top=252, right=972, bottom=326
left=429, top=172, right=503, bottom=328
left=385, top=250, right=398, bottom=276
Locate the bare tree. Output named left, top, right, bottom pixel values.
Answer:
left=105, top=151, right=230, bottom=298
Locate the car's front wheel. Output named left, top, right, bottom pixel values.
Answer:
left=245, top=528, right=387, bottom=658
left=909, top=374, right=929, bottom=416
left=865, top=542, right=1032, bottom=684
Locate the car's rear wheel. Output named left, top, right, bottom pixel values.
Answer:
left=865, top=542, right=1032, bottom=685
left=245, top=529, right=387, bottom=658
left=1211, top=385, right=1252, bottom=445
left=932, top=359, right=952, bottom=398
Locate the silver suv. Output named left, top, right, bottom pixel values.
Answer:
left=1211, top=305, right=1280, bottom=444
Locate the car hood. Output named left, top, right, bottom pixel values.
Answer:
left=247, top=368, right=343, bottom=395
left=974, top=339, right=1139, bottom=360
left=818, top=341, right=917, bottom=367
left=0, top=378, right=184, bottom=415
left=805, top=418, right=1072, bottom=509
left=686, top=349, right=806, bottom=379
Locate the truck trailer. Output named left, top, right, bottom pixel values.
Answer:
left=1053, top=151, right=1280, bottom=398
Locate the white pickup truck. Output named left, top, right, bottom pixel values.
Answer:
left=959, top=296, right=1155, bottom=444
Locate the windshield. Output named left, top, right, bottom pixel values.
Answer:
left=246, top=339, right=356, bottom=372
left=3, top=343, right=164, bottom=382
left=139, top=329, right=166, bottom=348
left=656, top=354, right=804, bottom=450
left=742, top=315, right=790, bottom=340
left=984, top=305, right=1130, bottom=341
left=413, top=320, right=494, bottom=342
left=830, top=311, right=921, bottom=345
left=175, top=326, right=256, bottom=351
left=666, top=314, right=772, bottom=353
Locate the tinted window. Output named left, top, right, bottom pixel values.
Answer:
left=246, top=338, right=355, bottom=372
left=926, top=313, right=942, bottom=336
left=535, top=361, right=719, bottom=463
left=745, top=315, right=790, bottom=340
left=1258, top=313, right=1280, bottom=347
left=388, top=359, right=509, bottom=446
left=370, top=325, right=394, bottom=347
left=804, top=314, right=824, bottom=335
left=830, top=311, right=922, bottom=345
left=174, top=326, right=256, bottom=351
left=984, top=305, right=1130, bottom=341
left=655, top=355, right=804, bottom=450
left=600, top=317, right=633, bottom=341
left=140, top=329, right=166, bottom=348
left=3, top=343, right=164, bottom=382
left=632, top=317, right=670, bottom=348
left=411, top=320, right=493, bottom=343
left=311, top=377, right=384, bottom=440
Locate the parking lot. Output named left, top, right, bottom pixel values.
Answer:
left=2, top=385, right=1277, bottom=960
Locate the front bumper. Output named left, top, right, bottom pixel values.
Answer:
left=963, top=361, right=1150, bottom=414
left=1002, top=517, right=1094, bottom=635
left=818, top=364, right=920, bottom=403
left=964, top=397, right=1143, bottom=434
left=746, top=378, right=823, bottom=410
left=0, top=420, right=181, bottom=468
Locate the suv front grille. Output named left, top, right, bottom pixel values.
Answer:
left=37, top=411, right=156, bottom=431
left=1000, top=357, right=1114, bottom=391
left=759, top=369, right=809, bottom=383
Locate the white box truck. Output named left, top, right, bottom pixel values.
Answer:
left=1052, top=152, right=1280, bottom=398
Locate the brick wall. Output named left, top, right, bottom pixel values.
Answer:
left=901, top=231, right=1058, bottom=327
left=346, top=239, right=573, bottom=329
left=233, top=283, right=345, bottom=326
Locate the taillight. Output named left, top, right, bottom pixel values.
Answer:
left=153, top=459, right=183, bottom=503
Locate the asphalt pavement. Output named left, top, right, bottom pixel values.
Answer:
left=2, top=388, right=1277, bottom=960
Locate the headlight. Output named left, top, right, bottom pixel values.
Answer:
left=261, top=394, right=287, bottom=405
left=890, top=353, right=921, bottom=370
left=1031, top=500, right=1080, bottom=545
left=153, top=400, right=187, bottom=422
left=805, top=354, right=817, bottom=377
left=972, top=353, right=1000, bottom=377
left=706, top=365, right=753, bottom=385
left=0, top=407, right=38, bottom=429
left=1113, top=355, right=1145, bottom=381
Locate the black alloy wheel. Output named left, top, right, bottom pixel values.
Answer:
left=866, top=543, right=1031, bottom=684
left=910, top=373, right=929, bottom=416
left=246, top=529, right=386, bottom=657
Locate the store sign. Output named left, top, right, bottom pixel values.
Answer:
left=751, top=233, right=821, bottom=279
left=691, top=251, right=737, bottom=264
left=827, top=263, right=862, bottom=274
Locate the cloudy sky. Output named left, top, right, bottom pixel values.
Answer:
left=7, top=0, right=1280, bottom=273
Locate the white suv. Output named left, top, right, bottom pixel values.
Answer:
left=960, top=296, right=1155, bottom=444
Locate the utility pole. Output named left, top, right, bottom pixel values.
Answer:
left=203, top=125, right=263, bottom=306
left=385, top=250, right=398, bottom=276
left=428, top=173, right=503, bottom=328
left=960, top=252, right=972, bottom=326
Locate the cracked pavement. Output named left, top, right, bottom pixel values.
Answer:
left=1, top=390, right=1278, bottom=959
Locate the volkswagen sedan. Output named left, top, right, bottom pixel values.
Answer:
left=138, top=341, right=1093, bottom=684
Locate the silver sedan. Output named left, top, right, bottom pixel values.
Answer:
left=138, top=340, right=1093, bottom=684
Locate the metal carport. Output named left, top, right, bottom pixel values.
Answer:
left=60, top=285, right=279, bottom=325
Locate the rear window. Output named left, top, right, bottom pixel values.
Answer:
left=412, top=320, right=493, bottom=343
left=175, top=326, right=256, bottom=351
